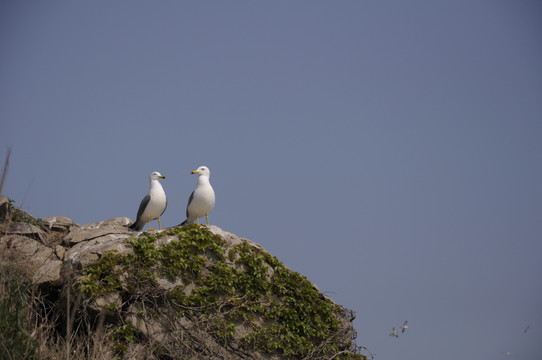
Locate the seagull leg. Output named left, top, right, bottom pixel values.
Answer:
left=147, top=221, right=154, bottom=231
left=158, top=217, right=162, bottom=230
left=196, top=213, right=200, bottom=226
left=206, top=214, right=209, bottom=226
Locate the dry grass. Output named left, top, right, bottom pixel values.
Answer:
left=0, top=146, right=10, bottom=196
left=0, top=259, right=132, bottom=360
left=0, top=148, right=117, bottom=360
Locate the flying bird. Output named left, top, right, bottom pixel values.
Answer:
left=401, top=320, right=408, bottom=333
left=180, top=166, right=215, bottom=226
left=524, top=324, right=532, bottom=333
left=129, top=171, right=167, bottom=231
left=389, top=327, right=398, bottom=338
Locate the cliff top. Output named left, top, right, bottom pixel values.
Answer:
left=0, top=196, right=368, bottom=359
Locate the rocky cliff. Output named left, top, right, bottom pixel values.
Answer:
left=0, top=196, right=367, bottom=360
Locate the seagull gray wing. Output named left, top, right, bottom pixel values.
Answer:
left=129, top=194, right=151, bottom=231
left=136, top=194, right=151, bottom=221
left=185, top=190, right=195, bottom=218
left=161, top=197, right=168, bottom=217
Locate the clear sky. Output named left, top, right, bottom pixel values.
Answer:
left=1, top=1, right=541, bottom=359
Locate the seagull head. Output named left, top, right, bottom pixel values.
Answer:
left=149, top=171, right=166, bottom=181
left=191, top=166, right=210, bottom=177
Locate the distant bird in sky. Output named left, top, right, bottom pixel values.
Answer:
left=524, top=324, right=532, bottom=333
left=129, top=171, right=167, bottom=231
left=389, top=327, right=398, bottom=338
left=181, top=166, right=215, bottom=226
left=401, top=320, right=408, bottom=333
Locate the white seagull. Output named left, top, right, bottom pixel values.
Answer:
left=401, top=320, right=408, bottom=333
left=389, top=327, right=398, bottom=338
left=129, top=171, right=167, bottom=231
left=181, top=166, right=215, bottom=226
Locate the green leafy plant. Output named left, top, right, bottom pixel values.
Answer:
left=75, top=224, right=363, bottom=359
left=107, top=324, right=137, bottom=357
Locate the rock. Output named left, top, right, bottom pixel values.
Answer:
left=63, top=217, right=132, bottom=246
left=42, top=216, right=79, bottom=233
left=90, top=291, right=122, bottom=312
left=156, top=277, right=184, bottom=291
left=207, top=225, right=245, bottom=246
left=0, top=216, right=362, bottom=359
left=125, top=304, right=257, bottom=360
left=0, top=234, right=62, bottom=283
left=41, top=216, right=80, bottom=247
left=81, top=217, right=132, bottom=229
left=154, top=234, right=180, bottom=247
left=208, top=225, right=267, bottom=252
left=55, top=244, right=66, bottom=259
left=126, top=302, right=177, bottom=345
left=65, top=232, right=132, bottom=268
left=4, top=222, right=47, bottom=242
left=62, top=217, right=135, bottom=268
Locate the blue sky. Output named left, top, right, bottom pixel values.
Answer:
left=1, top=1, right=541, bottom=359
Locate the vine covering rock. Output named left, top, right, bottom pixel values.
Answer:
left=0, top=196, right=366, bottom=359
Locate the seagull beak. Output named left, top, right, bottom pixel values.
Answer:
left=159, top=175, right=165, bottom=179
left=191, top=170, right=199, bottom=174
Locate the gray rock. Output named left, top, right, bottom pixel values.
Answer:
left=0, top=216, right=360, bottom=359
left=63, top=217, right=132, bottom=246
left=62, top=217, right=135, bottom=268
left=154, top=234, right=180, bottom=247
left=208, top=225, right=245, bottom=247
left=208, top=225, right=266, bottom=251
left=55, top=244, right=66, bottom=259
left=65, top=232, right=132, bottom=268
left=156, top=277, right=184, bottom=291
left=4, top=222, right=47, bottom=242
left=81, top=217, right=132, bottom=229
left=125, top=304, right=257, bottom=360
left=89, top=291, right=121, bottom=312
left=0, top=234, right=61, bottom=283
left=42, top=216, right=79, bottom=233
left=126, top=303, right=177, bottom=345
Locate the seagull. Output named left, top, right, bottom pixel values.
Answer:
left=401, top=320, right=408, bottom=333
left=524, top=324, right=532, bottom=333
left=129, top=171, right=167, bottom=231
left=180, top=166, right=215, bottom=226
left=389, top=327, right=398, bottom=338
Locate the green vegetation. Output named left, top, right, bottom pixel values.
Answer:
left=108, top=324, right=137, bottom=355
left=77, top=225, right=364, bottom=359
left=0, top=189, right=364, bottom=359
